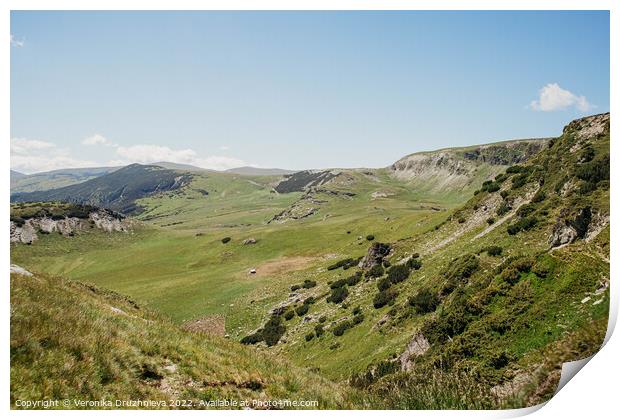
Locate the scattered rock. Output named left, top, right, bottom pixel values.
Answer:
left=243, top=238, right=257, bottom=245
left=10, top=264, right=32, bottom=276
left=360, top=242, right=391, bottom=269
left=399, top=332, right=430, bottom=371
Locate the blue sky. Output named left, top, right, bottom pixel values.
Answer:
left=10, top=11, right=609, bottom=173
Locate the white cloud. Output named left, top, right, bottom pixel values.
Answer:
left=11, top=136, right=248, bottom=173
left=11, top=137, right=97, bottom=174
left=10, top=34, right=24, bottom=47
left=114, top=144, right=247, bottom=170
left=82, top=134, right=117, bottom=146
left=529, top=83, right=594, bottom=112
left=219, top=145, right=230, bottom=151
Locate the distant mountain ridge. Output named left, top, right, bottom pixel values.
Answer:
left=225, top=166, right=296, bottom=176
left=11, top=164, right=192, bottom=214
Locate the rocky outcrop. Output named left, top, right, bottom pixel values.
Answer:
left=10, top=209, right=133, bottom=244
left=563, top=112, right=610, bottom=141
left=360, top=242, right=391, bottom=269
left=549, top=207, right=597, bottom=248
left=399, top=332, right=430, bottom=371
left=390, top=139, right=547, bottom=188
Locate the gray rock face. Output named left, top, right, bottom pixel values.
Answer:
left=549, top=223, right=578, bottom=248
left=399, top=332, right=430, bottom=371
left=10, top=210, right=133, bottom=244
left=360, top=242, right=391, bottom=269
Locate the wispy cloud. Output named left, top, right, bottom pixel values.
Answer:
left=11, top=138, right=97, bottom=174
left=529, top=83, right=594, bottom=112
left=10, top=34, right=24, bottom=48
left=112, top=144, right=247, bottom=171
left=219, top=145, right=230, bottom=151
left=82, top=134, right=117, bottom=147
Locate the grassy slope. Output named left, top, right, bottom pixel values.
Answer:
left=10, top=271, right=357, bottom=409
left=10, top=119, right=610, bottom=409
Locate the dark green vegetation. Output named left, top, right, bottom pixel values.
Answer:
left=10, top=113, right=610, bottom=409
left=10, top=167, right=119, bottom=193
left=11, top=164, right=192, bottom=214
left=10, top=202, right=115, bottom=226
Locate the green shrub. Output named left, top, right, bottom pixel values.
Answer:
left=366, top=234, right=375, bottom=241
left=408, top=288, right=439, bottom=314
left=240, top=333, right=262, bottom=345
left=516, top=203, right=536, bottom=218
left=304, top=296, right=316, bottom=305
left=327, top=286, right=349, bottom=304
left=485, top=246, right=502, bottom=256
left=507, top=216, right=537, bottom=235
left=330, top=278, right=348, bottom=289
left=511, top=173, right=529, bottom=189
left=295, top=304, right=310, bottom=316
left=496, top=202, right=511, bottom=216
left=302, top=279, right=317, bottom=289
left=500, top=190, right=509, bottom=199
left=377, top=277, right=392, bottom=291
left=445, top=254, right=479, bottom=282
left=367, top=264, right=385, bottom=278
left=261, top=315, right=286, bottom=346
left=531, top=190, right=546, bottom=203
left=327, top=257, right=362, bottom=271
left=305, top=332, right=315, bottom=341
left=373, top=289, right=398, bottom=309
left=575, top=153, right=609, bottom=184
left=314, top=324, right=325, bottom=336
left=352, top=306, right=362, bottom=315
left=290, top=284, right=301, bottom=291
left=387, top=264, right=411, bottom=284
left=352, top=313, right=365, bottom=325
left=283, top=310, right=295, bottom=321
left=382, top=260, right=391, bottom=268
left=333, top=320, right=352, bottom=336
left=318, top=315, right=327, bottom=323
left=486, top=217, right=495, bottom=225
left=345, top=271, right=363, bottom=286
left=457, top=217, right=466, bottom=224
left=411, top=253, right=420, bottom=259
left=407, top=258, right=422, bottom=270
left=221, top=237, right=231, bottom=244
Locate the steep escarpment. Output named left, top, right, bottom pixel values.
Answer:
left=390, top=139, right=548, bottom=194
left=11, top=164, right=191, bottom=214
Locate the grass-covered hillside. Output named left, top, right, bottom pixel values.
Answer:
left=10, top=113, right=610, bottom=409
left=10, top=269, right=357, bottom=409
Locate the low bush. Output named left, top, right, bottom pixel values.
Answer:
left=261, top=315, right=286, bottom=346
left=327, top=286, right=349, bottom=304
left=457, top=217, right=466, bottom=224
left=496, top=202, right=511, bottom=216
left=511, top=173, right=529, bottom=189
left=305, top=333, right=315, bottom=341
left=327, top=257, right=362, bottom=271
left=507, top=216, right=537, bottom=235
left=302, top=279, right=317, bottom=289
left=387, top=264, right=411, bottom=284
left=318, top=315, right=327, bottom=323
left=290, top=284, right=301, bottom=292
left=408, top=288, right=439, bottom=314
left=284, top=310, right=295, bottom=321
left=221, top=237, right=231, bottom=244
left=352, top=313, right=365, bottom=325
left=333, top=320, right=352, bottom=336
left=352, top=306, right=362, bottom=315
left=485, top=246, right=502, bottom=256
left=486, top=217, right=495, bottom=225
left=531, top=190, right=546, bottom=203
left=377, top=277, right=392, bottom=291
left=366, top=234, right=375, bottom=241
left=314, top=324, right=325, bottom=336
left=407, top=258, right=422, bottom=270
left=345, top=271, right=363, bottom=286
left=373, top=289, right=398, bottom=309
left=295, top=304, right=310, bottom=316
left=366, top=264, right=385, bottom=278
